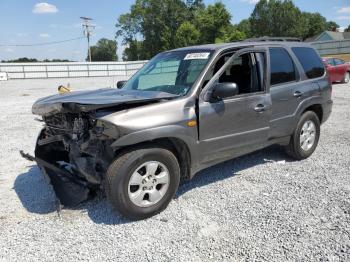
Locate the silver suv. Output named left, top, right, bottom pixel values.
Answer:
left=22, top=40, right=333, bottom=219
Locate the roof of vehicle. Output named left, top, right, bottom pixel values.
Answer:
left=173, top=40, right=313, bottom=52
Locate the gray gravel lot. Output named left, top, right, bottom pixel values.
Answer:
left=0, top=77, right=349, bottom=261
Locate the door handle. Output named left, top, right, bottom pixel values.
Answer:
left=294, top=91, right=303, bottom=98
left=254, top=104, right=266, bottom=112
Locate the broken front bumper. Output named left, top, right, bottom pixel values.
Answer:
left=20, top=150, right=90, bottom=206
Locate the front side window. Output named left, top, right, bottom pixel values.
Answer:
left=123, top=50, right=212, bottom=96
left=217, top=53, right=263, bottom=94
left=326, top=59, right=335, bottom=66
left=291, top=47, right=325, bottom=79
left=269, top=47, right=296, bottom=86
left=204, top=51, right=264, bottom=96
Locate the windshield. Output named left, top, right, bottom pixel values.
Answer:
left=123, top=50, right=213, bottom=96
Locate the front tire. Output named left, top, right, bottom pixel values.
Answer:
left=285, top=111, right=320, bottom=160
left=106, top=146, right=180, bottom=220
left=342, top=72, right=350, bottom=84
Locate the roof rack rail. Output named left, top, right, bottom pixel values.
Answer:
left=244, top=37, right=302, bottom=42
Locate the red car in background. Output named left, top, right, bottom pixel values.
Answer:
left=323, top=57, right=350, bottom=84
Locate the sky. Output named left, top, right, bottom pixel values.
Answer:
left=0, top=0, right=350, bottom=61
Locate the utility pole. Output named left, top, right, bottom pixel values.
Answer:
left=80, top=17, right=95, bottom=62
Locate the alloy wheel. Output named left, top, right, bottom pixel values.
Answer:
left=128, top=161, right=170, bottom=207
left=300, top=120, right=316, bottom=151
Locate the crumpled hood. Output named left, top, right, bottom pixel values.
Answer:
left=32, top=88, right=178, bottom=116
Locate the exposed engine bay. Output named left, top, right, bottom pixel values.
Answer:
left=32, top=112, right=115, bottom=206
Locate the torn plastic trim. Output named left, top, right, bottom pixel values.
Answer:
left=20, top=150, right=90, bottom=207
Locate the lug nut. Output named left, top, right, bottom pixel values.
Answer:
left=153, top=179, right=157, bottom=183
left=142, top=187, right=147, bottom=191
left=149, top=186, right=153, bottom=190
left=142, top=179, right=146, bottom=184
left=148, top=175, right=152, bottom=179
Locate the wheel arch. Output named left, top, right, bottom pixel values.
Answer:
left=113, top=137, right=192, bottom=181
left=302, top=104, right=323, bottom=123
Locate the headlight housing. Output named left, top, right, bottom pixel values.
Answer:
left=95, top=120, right=119, bottom=139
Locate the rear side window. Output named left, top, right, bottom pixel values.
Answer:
left=292, top=47, right=325, bottom=79
left=334, top=58, right=345, bottom=65
left=269, top=48, right=296, bottom=86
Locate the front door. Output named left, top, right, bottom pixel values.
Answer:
left=334, top=58, right=347, bottom=81
left=198, top=48, right=271, bottom=164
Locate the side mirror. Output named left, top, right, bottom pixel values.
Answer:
left=116, top=80, right=127, bottom=89
left=210, top=82, right=238, bottom=101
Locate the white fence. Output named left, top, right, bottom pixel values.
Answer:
left=311, top=39, right=350, bottom=56
left=0, top=61, right=148, bottom=80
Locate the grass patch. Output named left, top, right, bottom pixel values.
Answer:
left=322, top=54, right=350, bottom=62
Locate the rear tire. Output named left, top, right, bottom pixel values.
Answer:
left=285, top=111, right=320, bottom=160
left=106, top=146, right=180, bottom=220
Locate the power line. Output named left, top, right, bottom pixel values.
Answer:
left=0, top=36, right=85, bottom=47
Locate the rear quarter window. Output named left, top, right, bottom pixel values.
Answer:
left=291, top=47, right=325, bottom=79
left=269, top=47, right=296, bottom=86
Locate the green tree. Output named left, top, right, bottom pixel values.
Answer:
left=89, top=38, right=118, bottom=61
left=216, top=25, right=246, bottom=43
left=122, top=40, right=146, bottom=61
left=236, top=19, right=251, bottom=39
left=175, top=21, right=200, bottom=47
left=3, top=57, right=38, bottom=63
left=116, top=0, right=191, bottom=58
left=345, top=25, right=350, bottom=32
left=186, top=0, right=205, bottom=15
left=302, top=12, right=327, bottom=39
left=116, top=0, right=244, bottom=60
left=326, top=21, right=339, bottom=31
left=249, top=0, right=305, bottom=38
left=195, top=2, right=232, bottom=43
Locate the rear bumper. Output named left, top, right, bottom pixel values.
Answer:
left=322, top=99, right=333, bottom=124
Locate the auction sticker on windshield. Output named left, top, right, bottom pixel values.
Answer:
left=184, top=52, right=210, bottom=60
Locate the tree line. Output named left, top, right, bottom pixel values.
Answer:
left=1, top=58, right=71, bottom=63
left=116, top=0, right=346, bottom=61
left=3, top=0, right=349, bottom=63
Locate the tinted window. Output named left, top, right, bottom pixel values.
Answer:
left=269, top=48, right=296, bottom=85
left=292, top=47, right=325, bottom=79
left=334, top=59, right=345, bottom=65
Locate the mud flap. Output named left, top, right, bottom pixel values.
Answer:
left=20, top=151, right=89, bottom=207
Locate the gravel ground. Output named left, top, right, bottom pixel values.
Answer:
left=0, top=77, right=349, bottom=261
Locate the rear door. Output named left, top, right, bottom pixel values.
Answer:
left=268, top=47, right=303, bottom=138
left=198, top=47, right=271, bottom=164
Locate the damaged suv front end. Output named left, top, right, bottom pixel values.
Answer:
left=25, top=88, right=179, bottom=206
